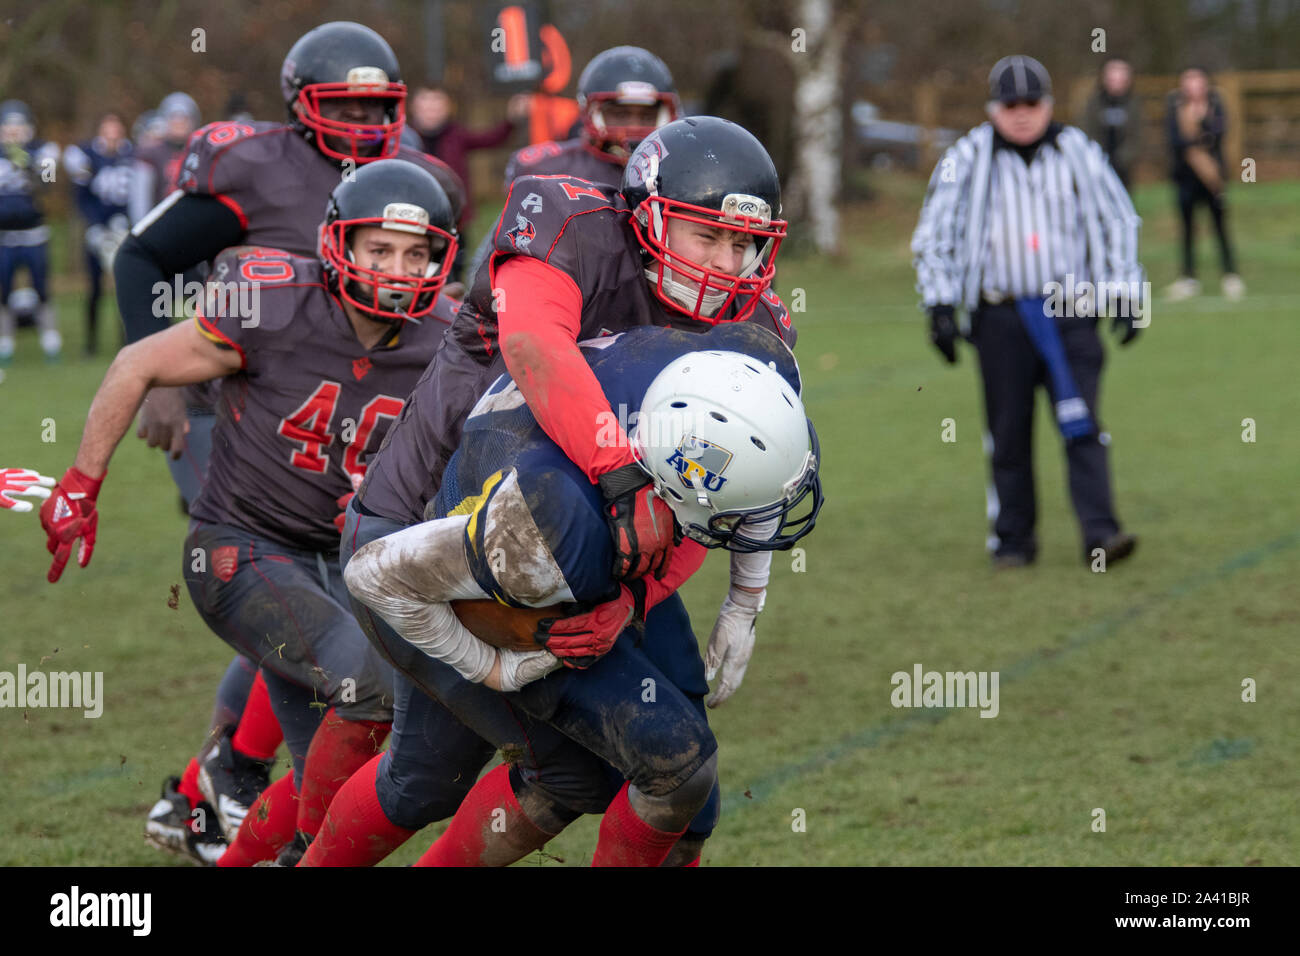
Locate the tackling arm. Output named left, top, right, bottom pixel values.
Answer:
left=72, top=319, right=242, bottom=479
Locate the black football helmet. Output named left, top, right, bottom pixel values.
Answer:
left=319, top=159, right=458, bottom=322
left=577, top=46, right=679, bottom=159
left=281, top=21, right=406, bottom=164
left=621, top=116, right=786, bottom=324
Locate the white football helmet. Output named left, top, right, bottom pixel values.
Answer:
left=633, top=350, right=822, bottom=552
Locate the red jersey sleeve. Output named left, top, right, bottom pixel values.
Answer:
left=495, top=256, right=639, bottom=483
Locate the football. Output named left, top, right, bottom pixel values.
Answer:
left=450, top=598, right=568, bottom=651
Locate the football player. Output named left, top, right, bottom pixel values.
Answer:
left=42, top=160, right=459, bottom=866
left=0, top=101, right=61, bottom=364
left=112, top=20, right=467, bottom=863
left=129, top=92, right=200, bottom=224
left=342, top=322, right=821, bottom=867
left=504, top=46, right=679, bottom=187
left=304, top=117, right=795, bottom=867
left=464, top=46, right=678, bottom=281
left=63, top=113, right=135, bottom=356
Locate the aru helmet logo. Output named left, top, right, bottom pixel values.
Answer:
left=664, top=435, right=732, bottom=493
left=505, top=214, right=536, bottom=251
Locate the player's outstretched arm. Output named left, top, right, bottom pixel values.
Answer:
left=40, top=321, right=241, bottom=583
left=73, top=320, right=242, bottom=479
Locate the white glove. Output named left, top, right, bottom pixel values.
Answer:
left=496, top=647, right=562, bottom=692
left=705, top=586, right=765, bottom=708
left=0, top=468, right=56, bottom=513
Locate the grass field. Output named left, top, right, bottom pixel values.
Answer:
left=1, top=174, right=1297, bottom=866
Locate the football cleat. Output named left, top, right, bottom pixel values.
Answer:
left=253, top=830, right=313, bottom=867
left=198, top=732, right=275, bottom=842
left=144, top=776, right=227, bottom=866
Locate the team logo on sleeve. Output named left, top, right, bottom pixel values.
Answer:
left=505, top=214, right=536, bottom=251
left=212, top=546, right=239, bottom=583
left=665, top=436, right=732, bottom=493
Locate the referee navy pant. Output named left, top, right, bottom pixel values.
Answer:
left=970, top=302, right=1121, bottom=559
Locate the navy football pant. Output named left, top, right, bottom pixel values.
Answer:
left=0, top=242, right=48, bottom=302
left=184, top=519, right=395, bottom=787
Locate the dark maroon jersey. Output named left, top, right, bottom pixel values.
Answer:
left=175, top=120, right=467, bottom=256
left=189, top=246, right=454, bottom=552
left=503, top=138, right=624, bottom=189
left=359, top=173, right=795, bottom=523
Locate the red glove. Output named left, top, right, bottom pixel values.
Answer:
left=334, top=492, right=354, bottom=533
left=334, top=473, right=364, bottom=533
left=535, top=579, right=647, bottom=669
left=0, top=467, right=55, bottom=512
left=40, top=467, right=105, bottom=583
left=598, top=463, right=677, bottom=581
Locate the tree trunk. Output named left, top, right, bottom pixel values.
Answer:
left=789, top=0, right=847, bottom=255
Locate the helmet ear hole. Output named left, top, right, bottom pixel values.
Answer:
left=709, top=411, right=728, bottom=423
left=750, top=437, right=766, bottom=451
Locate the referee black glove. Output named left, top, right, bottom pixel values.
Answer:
left=1112, top=314, right=1141, bottom=346
left=928, top=305, right=959, bottom=364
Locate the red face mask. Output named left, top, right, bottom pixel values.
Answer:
left=296, top=71, right=407, bottom=163
left=320, top=215, right=457, bottom=322
left=630, top=194, right=786, bottom=324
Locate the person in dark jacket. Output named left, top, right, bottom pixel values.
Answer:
left=1164, top=67, right=1243, bottom=301
left=409, top=87, right=529, bottom=282
left=1082, top=56, right=1142, bottom=190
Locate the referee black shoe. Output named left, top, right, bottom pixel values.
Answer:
left=1086, top=531, right=1138, bottom=567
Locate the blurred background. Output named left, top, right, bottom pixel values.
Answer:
left=2, top=0, right=1298, bottom=866
left=6, top=0, right=1300, bottom=257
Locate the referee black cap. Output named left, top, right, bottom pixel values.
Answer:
left=988, top=55, right=1052, bottom=104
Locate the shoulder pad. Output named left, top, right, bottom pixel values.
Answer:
left=492, top=174, right=620, bottom=264
left=175, top=120, right=271, bottom=197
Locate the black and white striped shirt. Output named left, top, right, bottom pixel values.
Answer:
left=912, top=122, right=1142, bottom=310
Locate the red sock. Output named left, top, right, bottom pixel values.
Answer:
left=231, top=671, right=282, bottom=761
left=298, top=753, right=414, bottom=867
left=178, top=758, right=203, bottom=810
left=591, top=782, right=686, bottom=867
left=295, top=709, right=390, bottom=841
left=217, top=773, right=298, bottom=867
left=414, top=764, right=552, bottom=867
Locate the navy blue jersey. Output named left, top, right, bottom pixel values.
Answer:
left=0, top=139, right=59, bottom=231
left=63, top=138, right=134, bottom=225
left=434, top=322, right=800, bottom=601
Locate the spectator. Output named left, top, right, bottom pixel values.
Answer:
left=1082, top=56, right=1142, bottom=190
left=1164, top=67, right=1243, bottom=301
left=409, top=87, right=529, bottom=282
left=63, top=113, right=135, bottom=356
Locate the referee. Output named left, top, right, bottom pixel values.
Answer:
left=911, top=55, right=1142, bottom=569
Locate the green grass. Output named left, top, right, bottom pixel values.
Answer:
left=1, top=176, right=1297, bottom=865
